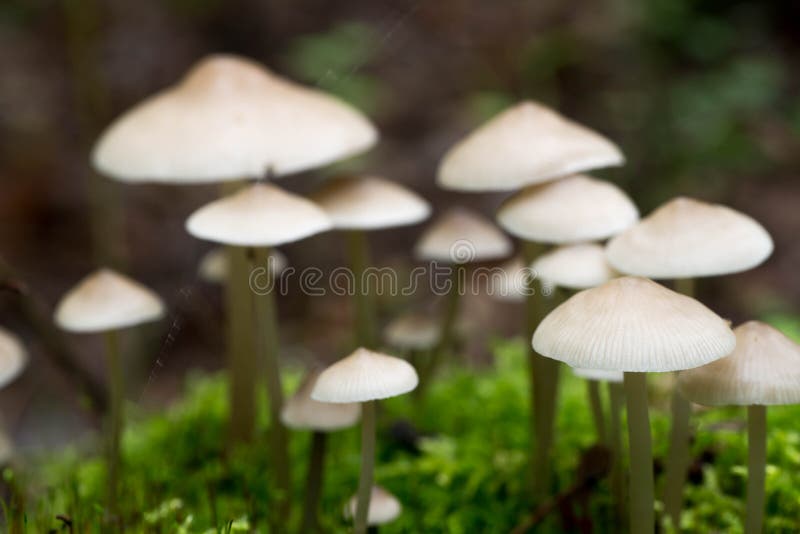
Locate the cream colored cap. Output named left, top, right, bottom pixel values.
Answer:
left=310, top=176, right=431, bottom=230
left=678, top=321, right=800, bottom=406
left=532, top=244, right=616, bottom=290
left=311, top=347, right=418, bottom=403
left=437, top=101, right=624, bottom=192
left=383, top=311, right=441, bottom=350
left=532, top=276, right=735, bottom=372
left=345, top=486, right=402, bottom=525
left=606, top=197, right=773, bottom=279
left=55, top=269, right=165, bottom=333
left=572, top=366, right=623, bottom=383
left=198, top=247, right=287, bottom=283
left=415, top=208, right=513, bottom=263
left=487, top=256, right=534, bottom=302
left=0, top=327, right=28, bottom=388
left=186, top=183, right=332, bottom=247
left=496, top=175, right=638, bottom=243
left=280, top=370, right=361, bottom=431
left=92, top=54, right=377, bottom=183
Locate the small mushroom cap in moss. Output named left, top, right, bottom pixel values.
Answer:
left=415, top=208, right=512, bottom=264
left=55, top=269, right=165, bottom=333
left=280, top=370, right=361, bottom=431
left=311, top=348, right=418, bottom=403
left=93, top=54, right=377, bottom=183
left=496, top=175, right=638, bottom=244
left=438, top=101, right=624, bottom=192
left=532, top=276, right=735, bottom=372
left=532, top=244, right=617, bottom=290
left=311, top=176, right=431, bottom=230
left=606, top=197, right=773, bottom=279
left=198, top=247, right=287, bottom=283
left=345, top=486, right=402, bottom=525
left=0, top=327, right=28, bottom=389
left=678, top=321, right=800, bottom=406
left=186, top=183, right=332, bottom=247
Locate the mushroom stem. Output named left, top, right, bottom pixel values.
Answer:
left=300, top=431, right=327, bottom=533
left=623, top=372, right=654, bottom=534
left=355, top=400, right=377, bottom=534
left=347, top=230, right=376, bottom=349
left=608, top=381, right=625, bottom=524
left=250, top=247, right=291, bottom=524
left=663, top=277, right=695, bottom=526
left=104, top=329, right=123, bottom=517
left=745, top=405, right=767, bottom=534
left=586, top=380, right=607, bottom=443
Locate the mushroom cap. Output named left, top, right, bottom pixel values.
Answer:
left=496, top=175, right=639, bottom=244
left=532, top=276, right=735, bottom=372
left=55, top=269, right=165, bottom=333
left=415, top=208, right=513, bottom=263
left=678, top=321, right=800, bottom=406
left=437, top=101, right=624, bottom=192
left=532, top=244, right=617, bottom=290
left=92, top=54, right=377, bottom=183
left=606, top=197, right=773, bottom=279
left=487, top=256, right=532, bottom=302
left=0, top=327, right=28, bottom=389
left=311, top=347, right=418, bottom=403
left=185, top=183, right=332, bottom=247
left=571, top=366, right=623, bottom=383
left=198, top=247, right=287, bottom=283
left=383, top=312, right=441, bottom=350
left=310, top=176, right=431, bottom=230
left=280, top=370, right=361, bottom=431
left=345, top=486, right=402, bottom=525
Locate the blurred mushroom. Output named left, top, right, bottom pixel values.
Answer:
left=0, top=327, right=28, bottom=465
left=678, top=321, right=800, bottom=534
left=198, top=247, right=287, bottom=284
left=345, top=485, right=402, bottom=531
left=312, top=348, right=417, bottom=534
left=383, top=310, right=441, bottom=375
left=533, top=276, right=735, bottom=534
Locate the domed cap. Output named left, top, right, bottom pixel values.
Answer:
left=437, top=101, right=624, bottom=192
left=280, top=370, right=361, bottom=431
left=55, top=269, right=165, bottom=333
left=678, top=321, right=800, bottom=406
left=311, top=347, right=418, bottom=403
left=532, top=276, right=735, bottom=372
left=92, top=54, right=377, bottom=183
left=606, top=197, right=773, bottom=279
left=487, top=257, right=533, bottom=302
left=383, top=311, right=441, bottom=351
left=310, top=176, right=431, bottom=230
left=571, top=367, right=623, bottom=383
left=532, top=244, right=616, bottom=290
left=198, top=247, right=287, bottom=283
left=186, top=183, right=332, bottom=247
left=0, top=327, right=28, bottom=389
left=345, top=486, right=402, bottom=525
left=496, top=175, right=639, bottom=243
left=415, top=208, right=513, bottom=264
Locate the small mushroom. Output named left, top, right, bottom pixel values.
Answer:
left=0, top=327, right=28, bottom=465
left=532, top=243, right=617, bottom=293
left=312, top=348, right=417, bottom=534
left=345, top=485, right=402, bottom=530
left=198, top=247, right=287, bottom=284
left=678, top=321, right=800, bottom=534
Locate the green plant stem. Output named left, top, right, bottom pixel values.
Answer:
left=608, top=381, right=625, bottom=525
left=587, top=380, right=607, bottom=444
left=300, top=431, right=327, bottom=533
left=355, top=400, right=377, bottom=534
left=624, top=372, right=654, bottom=534
left=746, top=405, right=767, bottom=534
left=347, top=230, right=375, bottom=349
left=250, top=247, right=291, bottom=525
left=104, top=329, right=123, bottom=521
left=663, top=277, right=695, bottom=526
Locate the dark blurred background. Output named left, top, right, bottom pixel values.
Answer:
left=1, top=0, right=798, bottom=452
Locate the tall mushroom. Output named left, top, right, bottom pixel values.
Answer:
left=311, top=348, right=417, bottom=534
left=311, top=175, right=431, bottom=348
left=678, top=321, right=800, bottom=534
left=91, top=53, right=378, bottom=446
left=54, top=269, right=164, bottom=516
left=533, top=276, right=735, bottom=533
left=606, top=196, right=773, bottom=524
left=186, top=182, right=332, bottom=522
left=281, top=370, right=360, bottom=533
left=414, top=208, right=512, bottom=391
